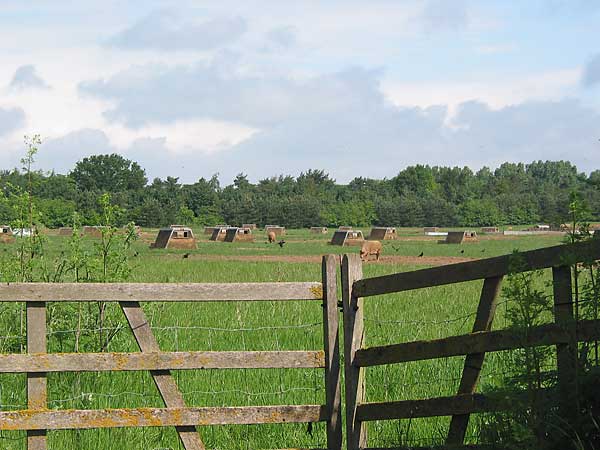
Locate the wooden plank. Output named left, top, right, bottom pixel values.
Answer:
left=364, top=445, right=504, bottom=450
left=357, top=393, right=512, bottom=421
left=322, top=255, right=342, bottom=450
left=342, top=254, right=367, bottom=450
left=357, top=389, right=554, bottom=421
left=447, top=276, right=503, bottom=444
left=0, top=282, right=323, bottom=302
left=353, top=239, right=600, bottom=297
left=27, top=301, right=47, bottom=450
left=552, top=265, right=578, bottom=419
left=353, top=319, right=600, bottom=366
left=120, top=301, right=204, bottom=450
left=0, top=404, right=328, bottom=430
left=0, top=350, right=326, bottom=373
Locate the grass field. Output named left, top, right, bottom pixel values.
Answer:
left=0, top=227, right=568, bottom=449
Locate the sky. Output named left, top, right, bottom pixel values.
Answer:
left=1, top=0, right=600, bottom=184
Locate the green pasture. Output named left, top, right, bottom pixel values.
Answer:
left=0, top=228, right=567, bottom=449
left=137, top=226, right=564, bottom=259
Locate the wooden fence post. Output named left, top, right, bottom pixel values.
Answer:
left=552, top=265, right=578, bottom=419
left=342, top=254, right=367, bottom=450
left=27, top=301, right=47, bottom=450
left=447, top=276, right=503, bottom=444
left=322, top=255, right=343, bottom=450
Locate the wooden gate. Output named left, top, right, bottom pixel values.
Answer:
left=0, top=255, right=342, bottom=450
left=341, top=240, right=600, bottom=449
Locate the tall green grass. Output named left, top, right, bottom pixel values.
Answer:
left=0, top=230, right=565, bottom=449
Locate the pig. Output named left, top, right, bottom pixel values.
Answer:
left=268, top=231, right=276, bottom=243
left=360, top=240, right=382, bottom=261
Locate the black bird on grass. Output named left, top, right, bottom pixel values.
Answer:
left=182, top=253, right=190, bottom=259
left=392, top=244, right=401, bottom=252
left=460, top=249, right=465, bottom=254
left=481, top=248, right=486, bottom=253
left=277, top=240, right=286, bottom=248
left=418, top=251, right=424, bottom=257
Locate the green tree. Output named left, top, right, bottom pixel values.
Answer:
left=176, top=206, right=196, bottom=225
left=182, top=175, right=221, bottom=217
left=392, top=165, right=438, bottom=196
left=70, top=154, right=147, bottom=192
left=458, top=198, right=504, bottom=226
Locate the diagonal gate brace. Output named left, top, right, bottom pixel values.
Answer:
left=446, top=276, right=503, bottom=445
left=120, top=301, right=205, bottom=450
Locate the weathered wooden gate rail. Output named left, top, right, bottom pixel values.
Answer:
left=341, top=239, right=600, bottom=450
left=0, top=255, right=342, bottom=450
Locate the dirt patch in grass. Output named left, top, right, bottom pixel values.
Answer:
left=394, top=236, right=441, bottom=242
left=166, top=254, right=474, bottom=265
left=377, top=255, right=474, bottom=265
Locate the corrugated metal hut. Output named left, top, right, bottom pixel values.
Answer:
left=58, top=227, right=73, bottom=236
left=481, top=227, right=499, bottom=233
left=151, top=226, right=196, bottom=249
left=209, top=227, right=228, bottom=241
left=444, top=231, right=478, bottom=244
left=224, top=227, right=255, bottom=242
left=330, top=230, right=364, bottom=246
left=204, top=224, right=230, bottom=235
left=368, top=227, right=397, bottom=240
left=0, top=225, right=13, bottom=244
left=83, top=226, right=106, bottom=238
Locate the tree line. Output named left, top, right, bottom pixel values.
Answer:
left=1, top=153, right=599, bottom=228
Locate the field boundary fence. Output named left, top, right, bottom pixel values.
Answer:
left=0, top=255, right=342, bottom=450
left=341, top=239, right=600, bottom=450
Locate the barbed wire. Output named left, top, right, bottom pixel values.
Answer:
left=43, top=321, right=322, bottom=337
left=364, top=311, right=478, bottom=327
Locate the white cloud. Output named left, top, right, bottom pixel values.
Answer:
left=381, top=68, right=581, bottom=116
left=58, top=59, right=600, bottom=182
left=107, top=10, right=247, bottom=51
left=210, top=98, right=599, bottom=183
left=101, top=119, right=256, bottom=155
left=9, top=65, right=50, bottom=91
left=79, top=60, right=389, bottom=129
left=38, top=128, right=113, bottom=172
left=450, top=99, right=599, bottom=164
left=0, top=106, right=25, bottom=136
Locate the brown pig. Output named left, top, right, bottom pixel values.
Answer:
left=360, top=240, right=382, bottom=261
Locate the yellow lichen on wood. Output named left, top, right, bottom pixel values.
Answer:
left=310, top=285, right=323, bottom=299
